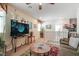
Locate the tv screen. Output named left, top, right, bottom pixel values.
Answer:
left=11, top=20, right=29, bottom=36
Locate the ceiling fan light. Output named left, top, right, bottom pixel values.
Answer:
left=39, top=5, right=42, bottom=10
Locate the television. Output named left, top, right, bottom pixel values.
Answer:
left=10, top=20, right=29, bottom=37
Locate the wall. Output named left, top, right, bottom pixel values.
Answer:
left=5, top=4, right=39, bottom=51
left=42, top=17, right=70, bottom=31
left=77, top=8, right=79, bottom=33
left=43, top=17, right=69, bottom=43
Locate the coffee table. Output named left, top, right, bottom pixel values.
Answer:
left=31, top=43, right=51, bottom=56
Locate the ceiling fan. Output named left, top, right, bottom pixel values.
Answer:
left=25, top=3, right=55, bottom=10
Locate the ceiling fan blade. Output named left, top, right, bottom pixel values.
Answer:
left=25, top=3, right=31, bottom=5
left=50, top=3, right=55, bottom=5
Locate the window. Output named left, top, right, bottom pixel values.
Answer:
left=38, top=23, right=41, bottom=31
left=55, top=24, right=63, bottom=31
left=0, top=11, right=5, bottom=33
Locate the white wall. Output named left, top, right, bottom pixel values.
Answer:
left=43, top=17, right=69, bottom=43
left=43, top=17, right=69, bottom=31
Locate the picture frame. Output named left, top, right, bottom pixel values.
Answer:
left=46, top=24, right=51, bottom=29
left=34, top=24, right=37, bottom=28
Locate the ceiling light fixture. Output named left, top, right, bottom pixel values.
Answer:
left=39, top=3, right=42, bottom=5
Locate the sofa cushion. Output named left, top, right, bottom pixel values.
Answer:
left=69, top=37, right=79, bottom=49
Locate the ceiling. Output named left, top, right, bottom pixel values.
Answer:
left=11, top=3, right=79, bottom=21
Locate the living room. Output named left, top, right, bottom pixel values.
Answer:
left=0, top=3, right=79, bottom=56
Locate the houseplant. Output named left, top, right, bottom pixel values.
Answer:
left=0, top=37, right=5, bottom=56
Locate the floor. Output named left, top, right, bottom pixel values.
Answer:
left=5, top=38, right=79, bottom=56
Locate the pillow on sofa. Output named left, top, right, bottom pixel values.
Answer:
left=69, top=37, right=79, bottom=49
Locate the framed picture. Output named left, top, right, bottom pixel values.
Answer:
left=46, top=24, right=51, bottom=29
left=34, top=24, right=37, bottom=28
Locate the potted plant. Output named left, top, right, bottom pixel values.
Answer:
left=0, top=37, right=5, bottom=56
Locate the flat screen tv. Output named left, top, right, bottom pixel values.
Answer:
left=10, top=20, right=29, bottom=37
